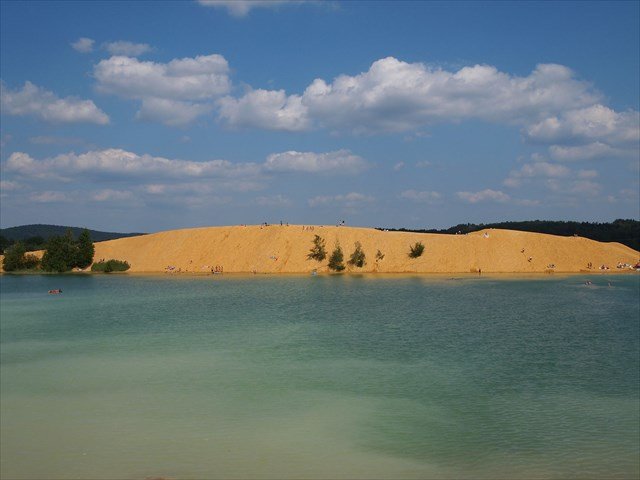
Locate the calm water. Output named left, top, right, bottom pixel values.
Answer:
left=1, top=274, right=638, bottom=479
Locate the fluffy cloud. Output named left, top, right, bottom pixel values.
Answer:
left=136, top=98, right=214, bottom=127
left=548, top=142, right=630, bottom=161
left=216, top=56, right=638, bottom=165
left=1, top=81, right=109, bottom=124
left=71, top=37, right=94, bottom=53
left=5, top=149, right=261, bottom=181
left=29, top=191, right=70, bottom=203
left=525, top=105, right=639, bottom=145
left=219, top=57, right=602, bottom=134
left=4, top=148, right=366, bottom=184
left=308, top=192, right=374, bottom=208
left=399, top=190, right=441, bottom=203
left=103, top=41, right=152, bottom=57
left=264, top=150, right=367, bottom=173
left=198, top=0, right=301, bottom=17
left=504, top=161, right=570, bottom=187
left=218, top=89, right=309, bottom=131
left=94, top=54, right=230, bottom=100
left=545, top=178, right=602, bottom=196
left=457, top=189, right=510, bottom=204
left=94, top=54, right=230, bottom=125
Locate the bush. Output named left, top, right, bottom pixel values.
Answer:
left=348, top=241, right=366, bottom=268
left=307, top=235, right=327, bottom=261
left=328, top=242, right=345, bottom=271
left=2, top=242, right=25, bottom=271
left=375, top=250, right=385, bottom=261
left=408, top=242, right=425, bottom=258
left=91, top=259, right=130, bottom=273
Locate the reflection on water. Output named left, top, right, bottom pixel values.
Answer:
left=1, top=274, right=639, bottom=479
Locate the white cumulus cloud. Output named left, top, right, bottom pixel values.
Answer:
left=526, top=105, right=639, bottom=145
left=71, top=37, right=94, bottom=53
left=218, top=89, right=309, bottom=131
left=94, top=54, right=230, bottom=100
left=5, top=149, right=261, bottom=181
left=504, top=161, right=571, bottom=187
left=264, top=150, right=367, bottom=174
left=93, top=54, right=231, bottom=125
left=457, top=189, right=510, bottom=204
left=220, top=57, right=602, bottom=135
left=29, top=191, right=70, bottom=203
left=136, top=97, right=214, bottom=127
left=548, top=142, right=630, bottom=161
left=1, top=81, right=109, bottom=125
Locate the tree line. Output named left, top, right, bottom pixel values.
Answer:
left=378, top=219, right=640, bottom=251
left=2, top=229, right=94, bottom=272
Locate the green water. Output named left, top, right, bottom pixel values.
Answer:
left=1, top=274, right=638, bottom=479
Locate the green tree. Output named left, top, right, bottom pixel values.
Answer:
left=76, top=229, right=95, bottom=269
left=3, top=242, right=27, bottom=271
left=41, top=230, right=78, bottom=272
left=348, top=241, right=366, bottom=268
left=0, top=235, right=12, bottom=254
left=307, top=235, right=327, bottom=261
left=408, top=242, right=425, bottom=258
left=328, top=242, right=345, bottom=271
left=23, top=236, right=45, bottom=251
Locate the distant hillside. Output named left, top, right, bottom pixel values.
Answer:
left=0, top=224, right=145, bottom=253
left=379, top=219, right=640, bottom=251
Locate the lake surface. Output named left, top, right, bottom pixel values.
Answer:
left=1, top=274, right=638, bottom=479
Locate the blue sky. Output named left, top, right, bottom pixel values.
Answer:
left=1, top=0, right=638, bottom=232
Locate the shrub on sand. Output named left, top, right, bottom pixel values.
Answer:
left=348, top=241, right=366, bottom=268
left=307, top=235, right=327, bottom=261
left=408, top=242, right=425, bottom=258
left=328, top=242, right=345, bottom=271
left=91, top=259, right=130, bottom=273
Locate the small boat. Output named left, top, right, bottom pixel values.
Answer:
left=48, top=289, right=62, bottom=294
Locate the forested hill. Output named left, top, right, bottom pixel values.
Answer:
left=379, top=219, right=640, bottom=252
left=0, top=224, right=145, bottom=253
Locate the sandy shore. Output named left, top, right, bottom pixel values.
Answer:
left=84, top=225, right=638, bottom=274
left=2, top=225, right=638, bottom=274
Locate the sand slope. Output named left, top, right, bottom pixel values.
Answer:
left=80, top=225, right=640, bottom=274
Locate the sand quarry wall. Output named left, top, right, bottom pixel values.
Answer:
left=1, top=226, right=637, bottom=274
left=81, top=225, right=639, bottom=274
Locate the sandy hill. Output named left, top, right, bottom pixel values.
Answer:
left=78, top=225, right=640, bottom=274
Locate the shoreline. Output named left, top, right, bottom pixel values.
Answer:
left=2, top=270, right=638, bottom=279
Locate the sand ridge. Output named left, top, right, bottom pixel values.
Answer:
left=77, top=225, right=640, bottom=274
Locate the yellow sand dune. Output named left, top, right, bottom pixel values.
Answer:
left=79, top=225, right=639, bottom=274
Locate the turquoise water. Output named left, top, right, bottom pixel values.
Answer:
left=1, top=274, right=638, bottom=479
